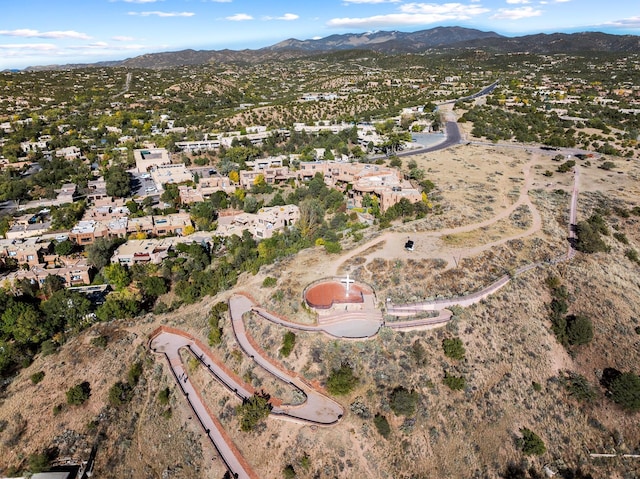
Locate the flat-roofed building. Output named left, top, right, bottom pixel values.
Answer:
left=178, top=176, right=236, bottom=205
left=298, top=160, right=422, bottom=211
left=111, top=238, right=174, bottom=265
left=134, top=148, right=171, bottom=173
left=254, top=205, right=299, bottom=239
left=0, top=237, right=50, bottom=267
left=68, top=220, right=109, bottom=245
left=126, top=216, right=154, bottom=237
left=5, top=221, right=52, bottom=240
left=2, top=257, right=91, bottom=288
left=150, top=163, right=194, bottom=186
left=152, top=213, right=192, bottom=236
left=215, top=205, right=299, bottom=240
left=175, top=139, right=221, bottom=152
left=87, top=177, right=108, bottom=203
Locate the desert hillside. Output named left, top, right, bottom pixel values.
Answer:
left=1, top=143, right=639, bottom=479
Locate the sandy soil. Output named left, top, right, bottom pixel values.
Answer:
left=2, top=138, right=640, bottom=478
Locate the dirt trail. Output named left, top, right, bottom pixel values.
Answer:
left=331, top=157, right=543, bottom=275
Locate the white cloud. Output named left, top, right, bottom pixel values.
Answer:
left=0, top=43, right=57, bottom=52
left=112, top=36, right=135, bottom=41
left=491, top=6, right=542, bottom=19
left=0, top=29, right=91, bottom=40
left=264, top=13, right=299, bottom=21
left=506, top=0, right=530, bottom=4
left=602, top=16, right=640, bottom=29
left=342, top=0, right=401, bottom=4
left=226, top=13, right=253, bottom=21
left=128, top=11, right=195, bottom=17
left=400, top=3, right=489, bottom=15
left=328, top=3, right=490, bottom=28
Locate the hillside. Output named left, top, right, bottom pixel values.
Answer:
left=1, top=140, right=639, bottom=478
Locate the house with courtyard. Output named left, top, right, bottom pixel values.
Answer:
left=298, top=160, right=422, bottom=211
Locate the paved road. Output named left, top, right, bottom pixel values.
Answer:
left=149, top=296, right=346, bottom=478
left=228, top=295, right=344, bottom=424
left=150, top=328, right=258, bottom=479
left=253, top=305, right=382, bottom=339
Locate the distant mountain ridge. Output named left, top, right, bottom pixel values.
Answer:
left=264, top=26, right=503, bottom=52
left=22, top=26, right=640, bottom=71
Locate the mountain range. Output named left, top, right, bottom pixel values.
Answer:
left=24, top=26, right=640, bottom=71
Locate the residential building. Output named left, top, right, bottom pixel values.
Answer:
left=111, top=238, right=174, bottom=265
left=134, top=148, right=171, bottom=173
left=151, top=213, right=191, bottom=236
left=239, top=166, right=296, bottom=190
left=87, top=177, right=109, bottom=203
left=178, top=176, right=236, bottom=205
left=298, top=160, right=422, bottom=211
left=5, top=221, right=52, bottom=240
left=0, top=237, right=51, bottom=268
left=150, top=163, right=194, bottom=186
left=68, top=220, right=107, bottom=245
left=2, top=257, right=91, bottom=288
left=216, top=205, right=299, bottom=240
left=55, top=183, right=78, bottom=203
left=55, top=146, right=82, bottom=160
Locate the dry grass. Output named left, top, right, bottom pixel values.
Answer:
left=2, top=144, right=640, bottom=478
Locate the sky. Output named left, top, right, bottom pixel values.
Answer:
left=1, top=0, right=639, bottom=70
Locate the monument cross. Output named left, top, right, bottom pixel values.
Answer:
left=341, top=273, right=355, bottom=294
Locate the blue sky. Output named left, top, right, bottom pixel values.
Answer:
left=1, top=0, right=639, bottom=69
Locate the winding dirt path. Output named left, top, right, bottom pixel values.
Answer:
left=330, top=157, right=542, bottom=275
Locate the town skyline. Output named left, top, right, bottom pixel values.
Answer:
left=1, top=0, right=640, bottom=70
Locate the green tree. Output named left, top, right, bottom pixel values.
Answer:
left=105, top=167, right=131, bottom=198
left=95, top=294, right=141, bottom=321
left=54, top=239, right=75, bottom=256
left=30, top=371, right=45, bottom=384
left=108, top=381, right=133, bottom=406
left=158, top=387, right=171, bottom=405
left=373, top=414, right=391, bottom=439
left=102, top=263, right=131, bottom=290
left=28, top=452, right=49, bottom=473
left=128, top=361, right=143, bottom=385
left=442, top=337, right=465, bottom=360
left=236, top=392, right=273, bottom=432
left=2, top=301, right=46, bottom=345
left=279, top=331, right=296, bottom=357
left=566, top=314, right=593, bottom=346
left=66, top=381, right=91, bottom=405
left=41, top=274, right=66, bottom=298
left=562, top=372, right=597, bottom=402
left=138, top=275, right=168, bottom=302
left=283, top=464, right=297, bottom=479
left=575, top=217, right=609, bottom=254
left=389, top=387, right=419, bottom=416
left=442, top=372, right=466, bottom=391
left=41, top=289, right=92, bottom=332
left=518, top=428, right=546, bottom=456
left=86, top=237, right=120, bottom=270
left=609, top=372, right=640, bottom=412
left=327, top=363, right=358, bottom=396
